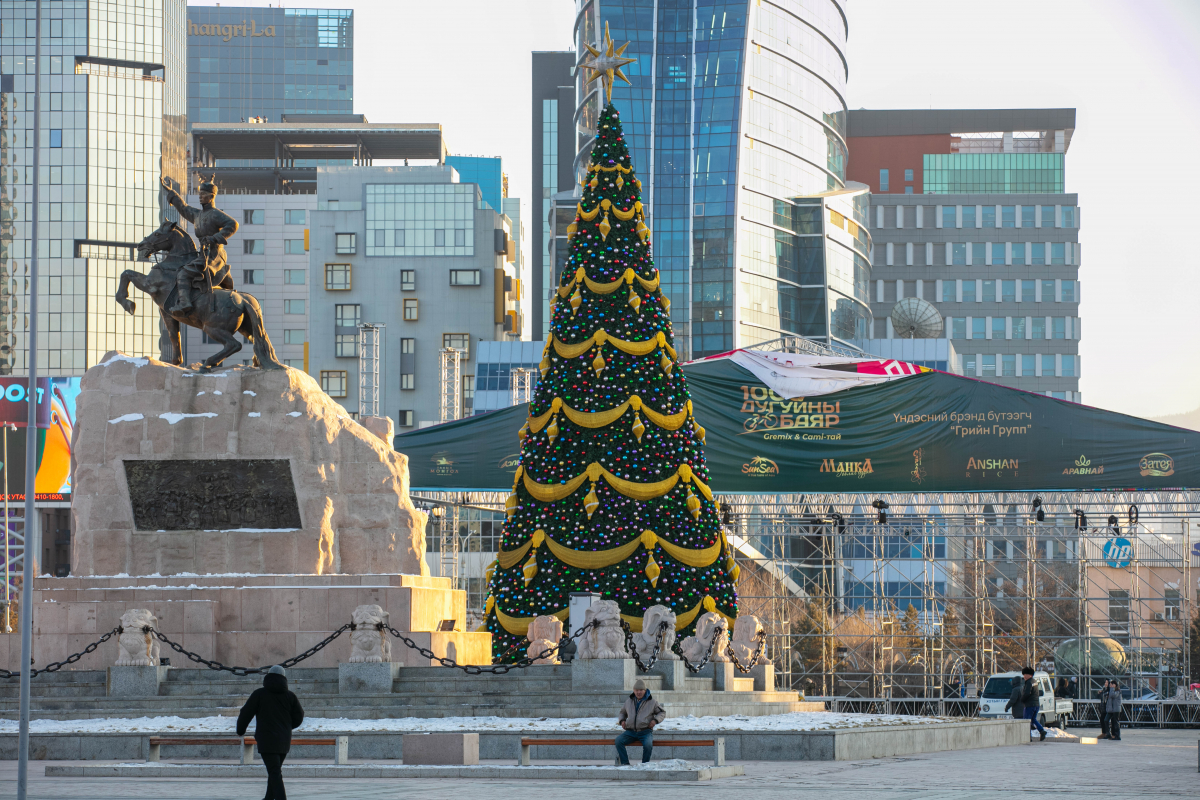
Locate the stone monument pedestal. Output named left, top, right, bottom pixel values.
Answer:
left=571, top=658, right=635, bottom=691
left=339, top=660, right=400, bottom=694
left=107, top=665, right=169, bottom=696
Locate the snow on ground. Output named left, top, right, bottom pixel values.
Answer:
left=1033, top=727, right=1077, bottom=740
left=0, top=711, right=956, bottom=735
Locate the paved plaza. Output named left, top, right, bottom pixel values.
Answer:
left=0, top=726, right=1194, bottom=799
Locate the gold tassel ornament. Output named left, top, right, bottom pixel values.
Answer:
left=627, top=286, right=641, bottom=312
left=522, top=551, right=539, bottom=585
left=599, top=213, right=612, bottom=241
left=686, top=485, right=701, bottom=519
left=592, top=346, right=606, bottom=376
left=659, top=293, right=671, bottom=311
left=518, top=420, right=529, bottom=441
left=570, top=286, right=582, bottom=315
left=505, top=490, right=518, bottom=519
left=631, top=412, right=645, bottom=443
left=546, top=415, right=560, bottom=444
left=661, top=353, right=673, bottom=377
left=693, top=421, right=706, bottom=444
left=645, top=552, right=661, bottom=587
left=616, top=173, right=624, bottom=188
left=584, top=481, right=600, bottom=519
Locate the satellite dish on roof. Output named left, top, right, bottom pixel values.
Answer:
left=890, top=297, right=943, bottom=339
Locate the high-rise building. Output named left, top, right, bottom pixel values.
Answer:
left=444, top=155, right=503, bottom=211
left=531, top=50, right=575, bottom=340
left=0, top=0, right=187, bottom=374
left=847, top=109, right=1082, bottom=401
left=186, top=6, right=352, bottom=125
left=573, top=1, right=862, bottom=359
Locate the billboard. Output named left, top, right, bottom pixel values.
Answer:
left=394, top=357, right=1200, bottom=493
left=0, top=377, right=80, bottom=502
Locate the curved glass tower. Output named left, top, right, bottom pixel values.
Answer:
left=572, top=0, right=869, bottom=357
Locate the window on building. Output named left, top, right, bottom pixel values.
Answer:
left=1031, top=242, right=1045, bottom=265
left=1002, top=280, right=1015, bottom=303
left=243, top=209, right=264, bottom=225
left=1032, top=317, right=1046, bottom=339
left=941, top=282, right=955, bottom=302
left=1042, top=354, right=1056, bottom=375
left=992, top=317, right=1005, bottom=338
left=879, top=169, right=889, bottom=192
left=285, top=269, right=306, bottom=285
left=463, top=375, right=475, bottom=413
left=400, top=337, right=416, bottom=389
left=1165, top=588, right=1181, bottom=620
left=962, top=281, right=976, bottom=303
left=1062, top=207, right=1075, bottom=228
left=1022, top=354, right=1035, bottom=375
left=904, top=186, right=913, bottom=194
left=242, top=269, right=264, bottom=285
left=1062, top=281, right=1075, bottom=302
left=982, top=280, right=996, bottom=302
left=320, top=370, right=347, bottom=397
left=1002, top=354, right=1016, bottom=377
left=1051, top=242, right=1065, bottom=264
left=1012, top=317, right=1026, bottom=338
left=336, top=233, right=356, bottom=254
left=284, top=239, right=306, bottom=254
left=284, top=329, right=305, bottom=345
left=1041, top=205, right=1055, bottom=227
left=952, top=243, right=966, bottom=265
left=991, top=242, right=1005, bottom=264
left=1001, top=206, right=1015, bottom=228
left=982, top=355, right=996, bottom=377
left=1042, top=279, right=1056, bottom=302
left=284, top=299, right=305, bottom=315
left=940, top=206, right=954, bottom=228
left=401, top=373, right=415, bottom=390
left=449, top=269, right=481, bottom=286
left=335, top=304, right=361, bottom=358
left=434, top=229, right=446, bottom=247
left=970, top=242, right=985, bottom=264
left=325, top=264, right=351, bottom=290
left=1021, top=279, right=1036, bottom=302
left=1108, top=589, right=1130, bottom=623
left=904, top=168, right=914, bottom=182
left=285, top=209, right=306, bottom=225
left=1021, top=206, right=1035, bottom=227
left=951, top=318, right=966, bottom=339
left=1053, top=317, right=1066, bottom=339
left=1062, top=354, right=1075, bottom=376
left=454, top=229, right=467, bottom=247
left=971, top=317, right=985, bottom=339
left=243, top=240, right=265, bottom=255
left=1011, top=242, right=1025, bottom=264
left=962, top=205, right=976, bottom=228
left=401, top=270, right=416, bottom=291
left=443, top=333, right=470, bottom=358
left=403, top=299, right=418, bottom=320
left=982, top=206, right=996, bottom=228
left=397, top=410, right=414, bottom=428
left=284, top=359, right=304, bottom=369
left=49, top=129, right=61, bottom=148
left=962, top=354, right=977, bottom=375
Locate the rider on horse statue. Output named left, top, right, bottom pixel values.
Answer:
left=159, top=174, right=237, bottom=313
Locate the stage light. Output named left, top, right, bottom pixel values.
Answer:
left=1107, top=515, right=1119, bottom=535
left=1073, top=509, right=1087, bottom=530
left=1032, top=497, right=1044, bottom=523
left=1128, top=505, right=1139, bottom=527
left=872, top=499, right=888, bottom=525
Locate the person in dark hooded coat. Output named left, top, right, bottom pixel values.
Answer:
left=237, top=665, right=304, bottom=800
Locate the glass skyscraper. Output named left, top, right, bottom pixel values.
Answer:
left=186, top=6, right=352, bottom=124
left=573, top=0, right=865, bottom=358
left=0, top=0, right=187, bottom=374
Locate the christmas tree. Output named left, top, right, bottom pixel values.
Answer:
left=482, top=28, right=738, bottom=659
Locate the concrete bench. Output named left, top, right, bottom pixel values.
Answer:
left=147, top=736, right=348, bottom=765
left=518, top=737, right=725, bottom=767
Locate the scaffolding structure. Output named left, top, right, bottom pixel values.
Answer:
left=510, top=367, right=533, bottom=407
left=413, top=489, right=1200, bottom=725
left=357, top=323, right=383, bottom=418
left=439, top=348, right=462, bottom=423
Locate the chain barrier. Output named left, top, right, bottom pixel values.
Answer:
left=489, top=636, right=530, bottom=665
left=726, top=630, right=767, bottom=674
left=385, top=620, right=598, bottom=675
left=673, top=621, right=727, bottom=674
left=619, top=620, right=669, bottom=673
left=0, top=626, right=123, bottom=679
left=147, top=623, right=353, bottom=676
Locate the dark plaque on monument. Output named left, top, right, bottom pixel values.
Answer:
left=124, top=459, right=302, bottom=531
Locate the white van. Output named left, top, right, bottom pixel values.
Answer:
left=977, top=671, right=1072, bottom=727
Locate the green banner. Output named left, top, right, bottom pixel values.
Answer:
left=396, top=359, right=1200, bottom=493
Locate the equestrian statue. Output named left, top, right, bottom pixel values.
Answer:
left=115, top=174, right=284, bottom=371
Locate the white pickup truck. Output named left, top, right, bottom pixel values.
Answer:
left=977, top=671, right=1073, bottom=727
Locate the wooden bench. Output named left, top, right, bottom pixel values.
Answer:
left=518, top=736, right=725, bottom=767
left=147, top=736, right=349, bottom=765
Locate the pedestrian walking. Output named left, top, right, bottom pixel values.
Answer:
left=1004, top=675, right=1025, bottom=719
left=1019, top=667, right=1046, bottom=741
left=1097, top=679, right=1111, bottom=739
left=237, top=664, right=305, bottom=800
left=614, top=678, right=665, bottom=765
left=1105, top=679, right=1123, bottom=741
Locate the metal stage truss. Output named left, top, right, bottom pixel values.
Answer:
left=412, top=490, right=1200, bottom=726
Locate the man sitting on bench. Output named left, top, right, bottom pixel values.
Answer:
left=615, top=679, right=665, bottom=765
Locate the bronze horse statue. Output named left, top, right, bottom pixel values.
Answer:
left=116, top=219, right=284, bottom=371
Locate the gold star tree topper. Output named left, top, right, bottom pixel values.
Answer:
left=581, top=22, right=636, bottom=103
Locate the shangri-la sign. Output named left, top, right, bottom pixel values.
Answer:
left=189, top=20, right=276, bottom=41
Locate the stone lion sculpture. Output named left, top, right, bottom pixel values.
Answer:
left=631, top=604, right=677, bottom=660
left=729, top=614, right=768, bottom=665
left=349, top=604, right=392, bottom=663
left=116, top=608, right=160, bottom=666
left=575, top=599, right=627, bottom=659
left=526, top=614, right=563, bottom=665
left=678, top=611, right=729, bottom=664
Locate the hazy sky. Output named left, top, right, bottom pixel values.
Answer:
left=192, top=0, right=1200, bottom=418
